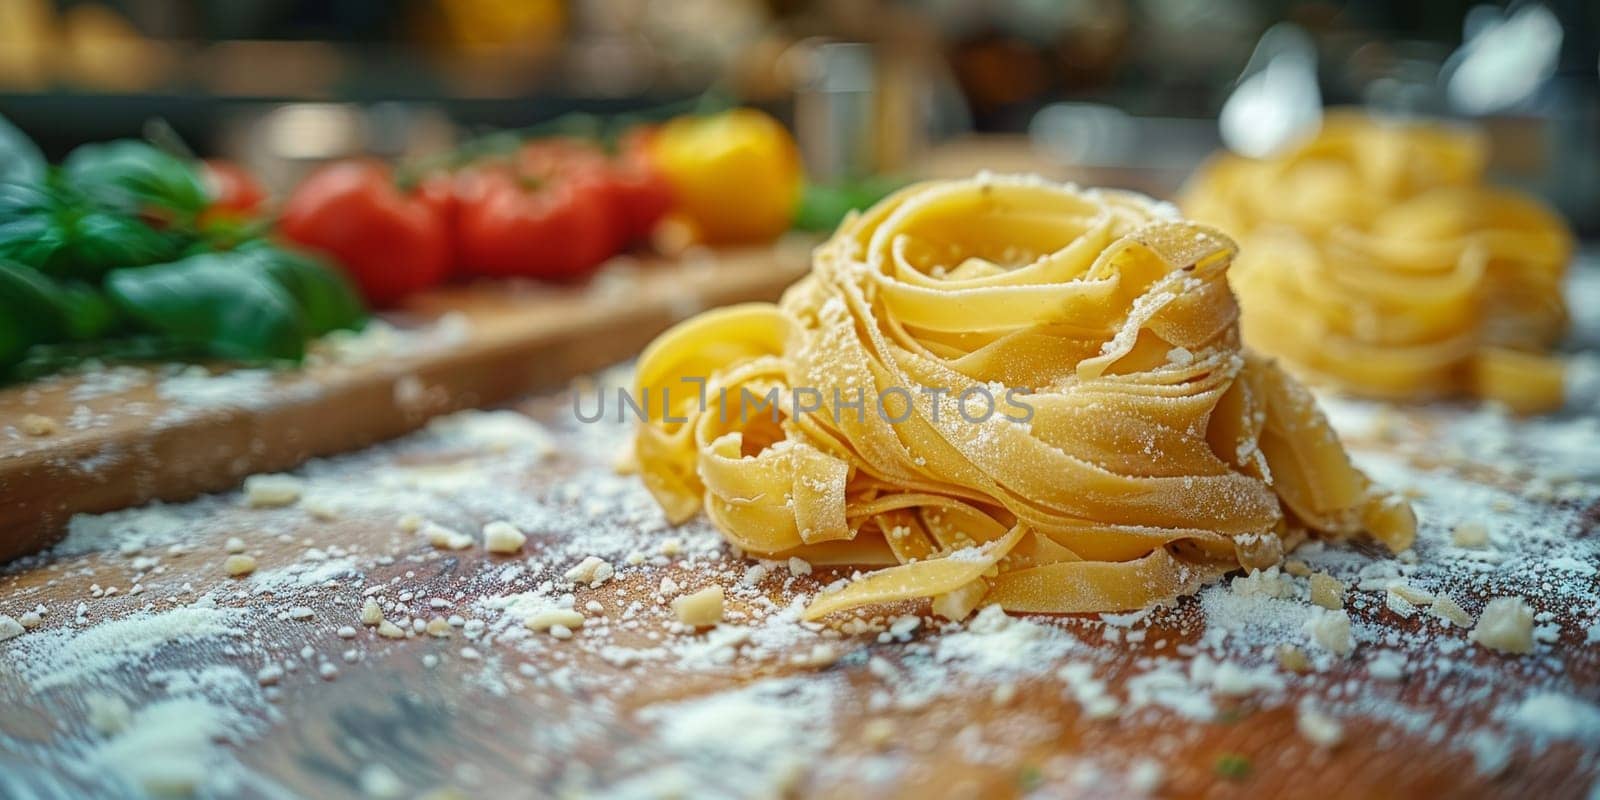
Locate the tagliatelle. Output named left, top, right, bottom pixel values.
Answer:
left=634, top=175, right=1414, bottom=622
left=1182, top=113, right=1573, bottom=412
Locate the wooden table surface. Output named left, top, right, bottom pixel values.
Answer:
left=1, top=379, right=1597, bottom=799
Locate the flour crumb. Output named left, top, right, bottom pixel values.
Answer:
left=1296, top=703, right=1344, bottom=747
left=359, top=763, right=405, bottom=798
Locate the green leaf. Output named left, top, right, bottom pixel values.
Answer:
left=0, top=114, right=44, bottom=184
left=104, top=251, right=307, bottom=362
left=0, top=260, right=117, bottom=368
left=792, top=176, right=905, bottom=233
left=63, top=140, right=208, bottom=218
left=0, top=261, right=57, bottom=367
left=0, top=181, right=183, bottom=280
left=0, top=181, right=69, bottom=272
left=237, top=242, right=367, bottom=337
left=66, top=210, right=184, bottom=277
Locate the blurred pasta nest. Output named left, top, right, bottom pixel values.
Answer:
left=634, top=174, right=1413, bottom=621
left=1182, top=113, right=1574, bottom=412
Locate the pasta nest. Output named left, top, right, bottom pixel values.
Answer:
left=635, top=174, right=1413, bottom=621
left=1182, top=113, right=1574, bottom=412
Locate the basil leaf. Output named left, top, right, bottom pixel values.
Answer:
left=0, top=114, right=44, bottom=184
left=792, top=176, right=904, bottom=232
left=0, top=260, right=117, bottom=368
left=0, top=181, right=72, bottom=272
left=0, top=181, right=182, bottom=280
left=237, top=242, right=367, bottom=337
left=105, top=251, right=307, bottom=362
left=0, top=261, right=59, bottom=367
left=66, top=210, right=184, bottom=277
left=63, top=140, right=208, bottom=218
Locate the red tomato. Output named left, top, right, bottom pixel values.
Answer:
left=517, top=137, right=673, bottom=247
left=279, top=161, right=450, bottom=307
left=455, top=165, right=616, bottom=281
left=199, top=159, right=268, bottom=221
left=413, top=171, right=462, bottom=276
left=608, top=132, right=675, bottom=244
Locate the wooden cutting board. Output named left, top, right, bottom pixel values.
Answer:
left=0, top=243, right=812, bottom=563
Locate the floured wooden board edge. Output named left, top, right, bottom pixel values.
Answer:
left=0, top=243, right=813, bottom=562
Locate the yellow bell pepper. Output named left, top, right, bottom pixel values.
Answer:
left=647, top=109, right=803, bottom=244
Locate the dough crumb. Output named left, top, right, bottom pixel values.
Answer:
left=376, top=620, right=406, bottom=639
left=1309, top=572, right=1344, bottom=610
left=1231, top=566, right=1291, bottom=598
left=931, top=580, right=987, bottom=621
left=1429, top=593, right=1474, bottom=627
left=422, top=521, right=474, bottom=550
left=303, top=497, right=340, bottom=520
left=360, top=598, right=383, bottom=626
left=223, top=554, right=257, bottom=577
left=1275, top=644, right=1310, bottom=673
left=0, top=614, right=24, bottom=641
left=1472, top=597, right=1535, bottom=654
left=564, top=555, right=614, bottom=586
left=482, top=520, right=527, bottom=554
left=525, top=608, right=586, bottom=632
left=672, top=585, right=725, bottom=627
left=223, top=536, right=246, bottom=554
left=20, top=413, right=59, bottom=436
left=1306, top=608, right=1355, bottom=656
left=243, top=474, right=303, bottom=508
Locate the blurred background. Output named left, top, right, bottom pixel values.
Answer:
left=0, top=0, right=1597, bottom=230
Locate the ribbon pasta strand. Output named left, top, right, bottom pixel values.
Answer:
left=635, top=174, right=1414, bottom=621
left=1181, top=113, right=1574, bottom=412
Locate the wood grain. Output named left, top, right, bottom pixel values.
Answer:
left=0, top=393, right=1594, bottom=799
left=0, top=243, right=811, bottom=563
